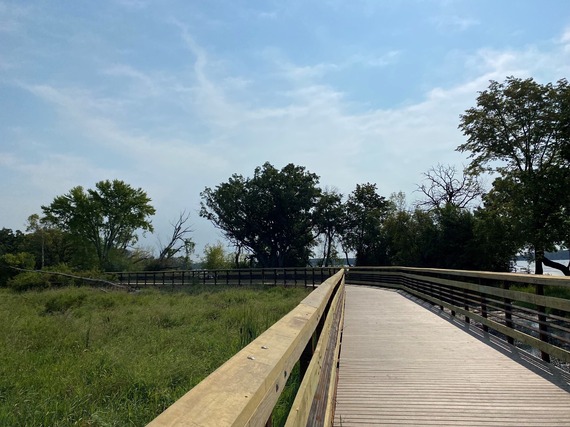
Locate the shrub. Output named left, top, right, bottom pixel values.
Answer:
left=0, top=252, right=36, bottom=286
left=6, top=271, right=51, bottom=291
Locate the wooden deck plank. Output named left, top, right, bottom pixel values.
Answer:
left=333, top=286, right=570, bottom=426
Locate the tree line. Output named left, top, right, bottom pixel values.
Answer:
left=2, top=76, right=569, bottom=287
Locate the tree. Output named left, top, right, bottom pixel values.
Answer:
left=202, top=242, right=233, bottom=270
left=342, top=183, right=391, bottom=266
left=149, top=211, right=194, bottom=270
left=313, top=188, right=345, bottom=267
left=200, top=162, right=321, bottom=268
left=416, top=163, right=484, bottom=210
left=22, top=214, right=74, bottom=269
left=458, top=76, right=570, bottom=275
left=42, top=180, right=156, bottom=270
left=0, top=228, right=25, bottom=256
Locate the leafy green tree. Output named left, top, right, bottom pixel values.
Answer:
left=200, top=162, right=321, bottom=268
left=471, top=202, right=519, bottom=272
left=202, top=242, right=233, bottom=270
left=384, top=208, right=436, bottom=267
left=42, top=180, right=156, bottom=270
left=21, top=214, right=75, bottom=269
left=0, top=228, right=25, bottom=256
left=342, top=183, right=390, bottom=266
left=0, top=252, right=36, bottom=286
left=313, top=188, right=345, bottom=267
left=432, top=205, right=478, bottom=270
left=458, top=76, right=570, bottom=274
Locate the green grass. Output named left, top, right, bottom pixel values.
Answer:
left=0, top=284, right=310, bottom=426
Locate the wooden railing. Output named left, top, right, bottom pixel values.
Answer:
left=347, top=266, right=570, bottom=364
left=116, top=267, right=338, bottom=289
left=147, top=269, right=345, bottom=427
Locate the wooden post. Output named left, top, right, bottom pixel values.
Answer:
left=536, top=284, right=551, bottom=362
left=449, top=283, right=456, bottom=317
left=503, top=281, right=515, bottom=345
left=463, top=288, right=470, bottom=324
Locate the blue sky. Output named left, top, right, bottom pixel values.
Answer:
left=2, top=0, right=570, bottom=257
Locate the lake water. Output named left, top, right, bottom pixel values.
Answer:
left=513, top=259, right=569, bottom=276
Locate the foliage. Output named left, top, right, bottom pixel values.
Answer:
left=313, top=188, right=345, bottom=267
left=458, top=76, right=570, bottom=274
left=22, top=214, right=75, bottom=269
left=471, top=204, right=519, bottom=272
left=202, top=242, right=233, bottom=270
left=384, top=208, right=437, bottom=267
left=0, top=284, right=310, bottom=426
left=0, top=252, right=36, bottom=286
left=4, top=264, right=116, bottom=291
left=342, top=183, right=391, bottom=266
left=200, top=162, right=322, bottom=267
left=383, top=203, right=513, bottom=272
left=0, top=228, right=25, bottom=256
left=6, top=271, right=52, bottom=291
left=42, top=179, right=156, bottom=270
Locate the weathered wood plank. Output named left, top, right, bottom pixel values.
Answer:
left=334, top=286, right=570, bottom=426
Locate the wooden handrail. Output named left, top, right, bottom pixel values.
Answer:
left=347, top=267, right=570, bottom=364
left=147, top=269, right=345, bottom=427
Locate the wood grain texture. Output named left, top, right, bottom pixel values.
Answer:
left=147, top=270, right=344, bottom=427
left=334, top=286, right=570, bottom=426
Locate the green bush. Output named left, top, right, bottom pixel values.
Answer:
left=0, top=252, right=36, bottom=286
left=6, top=271, right=51, bottom=291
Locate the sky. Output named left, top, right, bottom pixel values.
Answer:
left=1, top=0, right=570, bottom=258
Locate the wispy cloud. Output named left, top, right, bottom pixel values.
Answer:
left=101, top=64, right=161, bottom=97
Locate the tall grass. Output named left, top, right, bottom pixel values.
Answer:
left=0, top=284, right=310, bottom=426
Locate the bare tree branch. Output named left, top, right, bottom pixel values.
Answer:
left=415, top=164, right=484, bottom=210
left=156, top=211, right=194, bottom=267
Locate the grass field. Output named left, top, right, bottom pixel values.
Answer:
left=0, top=284, right=311, bottom=426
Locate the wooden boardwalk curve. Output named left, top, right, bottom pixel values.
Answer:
left=333, top=285, right=570, bottom=426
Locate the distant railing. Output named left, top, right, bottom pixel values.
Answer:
left=115, top=267, right=338, bottom=289
left=347, top=267, right=570, bottom=364
left=147, top=269, right=345, bottom=427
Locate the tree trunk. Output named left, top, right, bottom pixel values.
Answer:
left=541, top=256, right=570, bottom=276
left=534, top=249, right=544, bottom=275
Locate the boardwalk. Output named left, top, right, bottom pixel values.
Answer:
left=334, top=285, right=570, bottom=426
